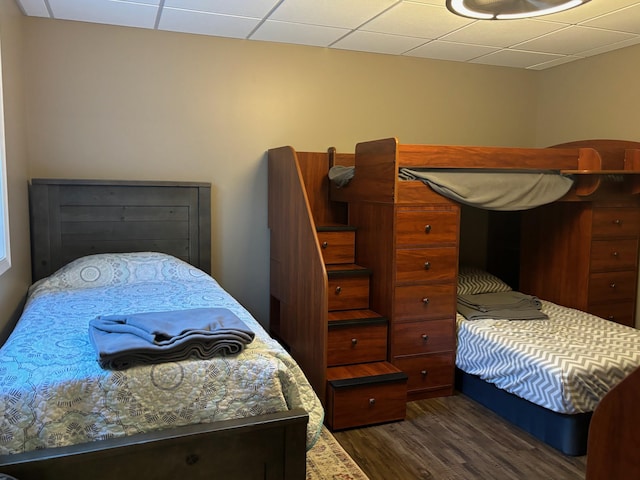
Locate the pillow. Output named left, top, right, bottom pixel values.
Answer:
left=28, top=252, right=209, bottom=299
left=457, top=266, right=512, bottom=295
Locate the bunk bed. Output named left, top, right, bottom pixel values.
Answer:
left=324, top=137, right=640, bottom=455
left=0, top=179, right=323, bottom=480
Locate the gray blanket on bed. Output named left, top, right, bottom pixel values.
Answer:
left=400, top=168, right=574, bottom=211
left=457, top=291, right=548, bottom=320
left=89, top=307, right=255, bottom=369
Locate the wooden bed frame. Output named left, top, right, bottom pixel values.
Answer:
left=0, top=179, right=308, bottom=480
left=326, top=137, right=640, bottom=456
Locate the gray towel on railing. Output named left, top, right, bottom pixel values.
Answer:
left=89, top=307, right=255, bottom=369
left=457, top=291, right=548, bottom=321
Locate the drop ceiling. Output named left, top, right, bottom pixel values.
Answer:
left=14, top=0, right=640, bottom=70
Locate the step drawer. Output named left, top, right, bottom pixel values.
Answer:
left=326, top=365, right=408, bottom=430
left=318, top=230, right=355, bottom=264
left=328, top=275, right=370, bottom=311
left=328, top=320, right=388, bottom=366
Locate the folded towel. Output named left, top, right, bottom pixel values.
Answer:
left=89, top=308, right=255, bottom=369
left=457, top=291, right=548, bottom=321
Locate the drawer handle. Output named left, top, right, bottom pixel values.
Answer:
left=612, top=251, right=619, bottom=257
left=422, top=297, right=430, bottom=305
left=421, top=334, right=429, bottom=342
left=424, top=224, right=432, bottom=234
left=613, top=219, right=623, bottom=225
left=424, top=261, right=431, bottom=270
left=369, top=398, right=376, bottom=406
left=610, top=283, right=616, bottom=289
left=421, top=370, right=428, bottom=377
left=351, top=338, right=358, bottom=346
left=335, top=286, right=342, bottom=294
left=321, top=241, right=328, bottom=249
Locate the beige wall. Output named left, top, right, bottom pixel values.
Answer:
left=21, top=18, right=537, bottom=326
left=0, top=0, right=30, bottom=338
left=4, top=13, right=640, bottom=330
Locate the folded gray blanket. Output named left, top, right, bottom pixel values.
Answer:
left=457, top=291, right=548, bottom=321
left=89, top=308, right=255, bottom=369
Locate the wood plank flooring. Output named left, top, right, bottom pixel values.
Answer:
left=333, top=393, right=587, bottom=480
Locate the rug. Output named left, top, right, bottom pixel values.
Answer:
left=306, top=426, right=370, bottom=480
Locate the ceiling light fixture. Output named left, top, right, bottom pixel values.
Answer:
left=446, top=0, right=590, bottom=20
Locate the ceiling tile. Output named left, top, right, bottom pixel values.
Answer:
left=581, top=4, right=640, bottom=34
left=332, top=30, right=427, bottom=55
left=362, top=2, right=473, bottom=38
left=514, top=25, right=637, bottom=55
left=540, top=0, right=640, bottom=24
left=163, top=0, right=280, bottom=18
left=441, top=19, right=565, bottom=48
left=251, top=20, right=350, bottom=47
left=48, top=0, right=158, bottom=29
left=268, top=0, right=397, bottom=29
left=159, top=8, right=260, bottom=38
left=15, top=0, right=49, bottom=16
left=406, top=40, right=500, bottom=62
left=470, top=49, right=564, bottom=69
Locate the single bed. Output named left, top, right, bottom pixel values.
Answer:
left=0, top=179, right=323, bottom=479
left=454, top=267, right=640, bottom=455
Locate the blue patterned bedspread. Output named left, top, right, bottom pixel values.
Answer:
left=0, top=252, right=323, bottom=455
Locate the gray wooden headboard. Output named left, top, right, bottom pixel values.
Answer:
left=29, top=179, right=211, bottom=281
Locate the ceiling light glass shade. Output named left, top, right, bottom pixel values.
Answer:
left=446, top=0, right=590, bottom=20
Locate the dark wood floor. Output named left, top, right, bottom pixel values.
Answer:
left=333, top=393, right=587, bottom=480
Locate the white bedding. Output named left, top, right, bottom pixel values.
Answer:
left=456, top=300, right=640, bottom=414
left=0, top=252, right=324, bottom=455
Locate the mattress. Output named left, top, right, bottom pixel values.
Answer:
left=456, top=300, right=640, bottom=414
left=0, top=252, right=323, bottom=455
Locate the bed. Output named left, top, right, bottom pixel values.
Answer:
left=454, top=267, right=640, bottom=455
left=323, top=137, right=640, bottom=455
left=0, top=179, right=323, bottom=479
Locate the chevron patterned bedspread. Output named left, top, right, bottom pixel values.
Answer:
left=0, top=252, right=323, bottom=455
left=456, top=300, right=640, bottom=414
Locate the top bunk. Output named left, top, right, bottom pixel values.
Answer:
left=329, top=137, right=640, bottom=207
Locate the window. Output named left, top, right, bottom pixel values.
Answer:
left=0, top=40, right=10, bottom=276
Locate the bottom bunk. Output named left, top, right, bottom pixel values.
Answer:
left=454, top=267, right=640, bottom=456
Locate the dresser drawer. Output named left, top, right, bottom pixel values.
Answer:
left=396, top=209, right=458, bottom=247
left=588, top=271, right=637, bottom=304
left=395, top=247, right=457, bottom=284
left=326, top=363, right=407, bottom=430
left=590, top=238, right=638, bottom=272
left=393, top=352, right=455, bottom=394
left=588, top=301, right=635, bottom=327
left=592, top=208, right=640, bottom=237
left=394, top=283, right=456, bottom=321
left=392, top=319, right=455, bottom=356
left=328, top=321, right=388, bottom=366
left=328, top=275, right=370, bottom=311
left=317, top=230, right=355, bottom=264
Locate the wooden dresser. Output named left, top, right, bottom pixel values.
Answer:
left=521, top=200, right=640, bottom=327
left=348, top=192, right=459, bottom=401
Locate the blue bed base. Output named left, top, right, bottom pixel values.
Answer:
left=455, top=368, right=591, bottom=456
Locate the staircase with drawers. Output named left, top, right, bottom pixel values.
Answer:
left=268, top=147, right=407, bottom=431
